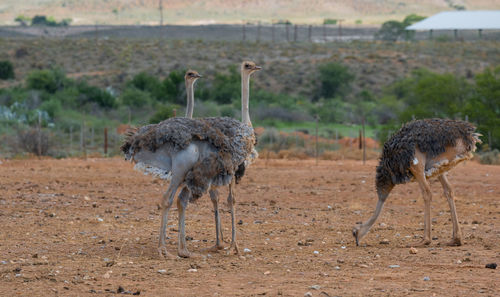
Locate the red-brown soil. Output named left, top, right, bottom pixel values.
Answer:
left=0, top=158, right=499, bottom=296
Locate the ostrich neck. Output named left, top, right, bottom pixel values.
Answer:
left=185, top=81, right=194, bottom=118
left=241, top=73, right=252, bottom=126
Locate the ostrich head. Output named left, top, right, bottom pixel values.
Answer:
left=241, top=61, right=262, bottom=76
left=185, top=70, right=202, bottom=84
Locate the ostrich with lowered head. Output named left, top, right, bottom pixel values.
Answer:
left=353, top=118, right=481, bottom=247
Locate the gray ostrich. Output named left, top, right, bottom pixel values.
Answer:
left=182, top=62, right=261, bottom=254
left=353, top=119, right=481, bottom=247
left=121, top=64, right=260, bottom=258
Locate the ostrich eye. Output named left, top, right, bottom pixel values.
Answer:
left=245, top=64, right=251, bottom=68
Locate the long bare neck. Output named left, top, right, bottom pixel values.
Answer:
left=241, top=73, right=251, bottom=126
left=185, top=81, right=194, bottom=118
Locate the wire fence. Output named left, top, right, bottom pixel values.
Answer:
left=1, top=24, right=499, bottom=42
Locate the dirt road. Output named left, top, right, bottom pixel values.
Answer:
left=0, top=158, right=498, bottom=296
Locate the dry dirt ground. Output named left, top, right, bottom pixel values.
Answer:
left=0, top=158, right=499, bottom=296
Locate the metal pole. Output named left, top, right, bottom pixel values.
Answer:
left=159, top=0, right=163, bottom=26
left=286, top=23, right=290, bottom=42
left=242, top=23, right=246, bottom=41
left=272, top=23, right=275, bottom=43
left=323, top=24, right=326, bottom=42
left=293, top=24, right=298, bottom=42
left=308, top=25, right=312, bottom=42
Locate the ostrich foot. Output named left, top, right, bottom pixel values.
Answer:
left=406, top=239, right=431, bottom=248
left=445, top=237, right=462, bottom=246
left=178, top=248, right=201, bottom=258
left=226, top=241, right=239, bottom=255
left=158, top=246, right=175, bottom=259
left=202, top=244, right=225, bottom=253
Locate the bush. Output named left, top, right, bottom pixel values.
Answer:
left=209, top=66, right=240, bottom=104
left=119, top=87, right=152, bottom=108
left=376, top=14, right=425, bottom=41
left=323, top=19, right=337, bottom=25
left=478, top=149, right=500, bottom=165
left=162, top=70, right=186, bottom=104
left=77, top=81, right=116, bottom=108
left=17, top=128, right=50, bottom=156
left=149, top=104, right=180, bottom=123
left=316, top=62, right=354, bottom=99
left=26, top=69, right=67, bottom=94
left=128, top=72, right=164, bottom=101
left=0, top=60, right=15, bottom=80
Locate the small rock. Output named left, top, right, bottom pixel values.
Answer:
left=310, top=285, right=321, bottom=290
left=304, top=292, right=313, bottom=297
left=157, top=269, right=167, bottom=274
left=380, top=239, right=390, bottom=244
left=97, top=218, right=104, bottom=222
left=313, top=251, right=319, bottom=255
left=485, top=263, right=497, bottom=269
left=253, top=220, right=263, bottom=224
left=423, top=276, right=430, bottom=281
left=84, top=196, right=90, bottom=201
left=379, top=223, right=387, bottom=228
left=388, top=265, right=400, bottom=268
left=187, top=268, right=197, bottom=272
left=243, top=248, right=251, bottom=253
left=409, top=247, right=418, bottom=254
left=334, top=266, right=340, bottom=270
left=456, top=260, right=462, bottom=264
left=327, top=205, right=332, bottom=210
left=103, top=270, right=112, bottom=279
left=237, top=220, right=243, bottom=225
left=264, top=271, right=270, bottom=275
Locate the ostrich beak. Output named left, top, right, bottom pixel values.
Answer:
left=254, top=66, right=262, bottom=71
left=195, top=74, right=202, bottom=78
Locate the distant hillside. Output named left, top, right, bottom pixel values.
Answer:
left=1, top=0, right=500, bottom=25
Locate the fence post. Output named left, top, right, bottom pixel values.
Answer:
left=38, top=111, right=42, bottom=157
left=272, top=23, right=275, bottom=43
left=293, top=24, right=298, bottom=42
left=286, top=23, right=290, bottom=42
left=257, top=22, right=261, bottom=42
left=104, top=127, right=108, bottom=156
left=362, top=116, right=366, bottom=165
left=81, top=120, right=87, bottom=159
left=242, top=23, right=246, bottom=41
left=70, top=126, right=73, bottom=152
left=315, top=115, right=319, bottom=165
left=308, top=25, right=312, bottom=42
left=323, top=24, right=327, bottom=42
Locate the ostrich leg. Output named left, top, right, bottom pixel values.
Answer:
left=438, top=174, right=463, bottom=246
left=202, top=189, right=225, bottom=252
left=158, top=176, right=183, bottom=258
left=409, top=162, right=433, bottom=247
left=227, top=181, right=239, bottom=254
left=177, top=188, right=195, bottom=258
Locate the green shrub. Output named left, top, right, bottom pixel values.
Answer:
left=323, top=19, right=337, bottom=25
left=162, top=70, right=186, bottom=104
left=0, top=60, right=15, bottom=80
left=128, top=72, right=164, bottom=101
left=376, top=14, right=425, bottom=41
left=149, top=104, right=180, bottom=123
left=26, top=69, right=67, bottom=93
left=40, top=98, right=62, bottom=118
left=316, top=62, right=354, bottom=99
left=77, top=81, right=116, bottom=108
left=119, top=87, right=152, bottom=108
left=208, top=66, right=240, bottom=104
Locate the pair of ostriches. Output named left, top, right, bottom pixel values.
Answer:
left=121, top=61, right=482, bottom=259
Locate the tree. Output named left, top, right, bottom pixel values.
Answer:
left=316, top=62, right=354, bottom=100
left=0, top=60, right=14, bottom=80
left=376, top=14, right=426, bottom=41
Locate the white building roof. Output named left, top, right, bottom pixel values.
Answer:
left=406, top=11, right=500, bottom=30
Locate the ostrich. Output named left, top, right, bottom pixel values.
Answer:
left=352, top=118, right=481, bottom=247
left=121, top=63, right=260, bottom=258
left=183, top=61, right=262, bottom=254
